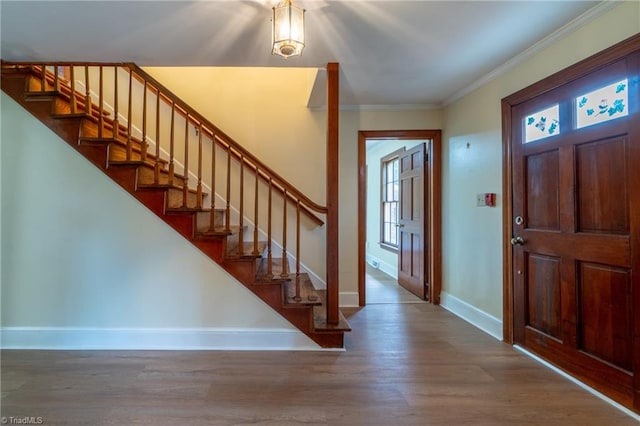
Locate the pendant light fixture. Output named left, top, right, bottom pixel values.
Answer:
left=272, top=0, right=306, bottom=59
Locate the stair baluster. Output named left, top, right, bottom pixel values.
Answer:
left=281, top=189, right=288, bottom=279
left=238, top=156, right=244, bottom=254
left=84, top=66, right=92, bottom=116
left=296, top=199, right=301, bottom=279
left=225, top=145, right=231, bottom=233
left=209, top=133, right=217, bottom=230
left=196, top=124, right=203, bottom=209
left=112, top=68, right=119, bottom=140
left=126, top=68, right=133, bottom=160
left=182, top=114, right=190, bottom=208
left=53, top=66, right=59, bottom=92
left=168, top=102, right=175, bottom=185
left=267, top=178, right=273, bottom=279
left=252, top=167, right=260, bottom=256
left=69, top=66, right=77, bottom=114
left=141, top=80, right=147, bottom=161
left=293, top=200, right=301, bottom=302
left=154, top=87, right=161, bottom=184
left=40, top=64, right=46, bottom=92
left=98, top=66, right=104, bottom=138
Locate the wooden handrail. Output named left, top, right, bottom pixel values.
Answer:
left=124, top=63, right=328, bottom=218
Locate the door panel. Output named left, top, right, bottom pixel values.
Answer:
left=526, top=150, right=560, bottom=230
left=579, top=262, right=632, bottom=371
left=576, top=137, right=629, bottom=234
left=398, top=144, right=427, bottom=299
left=511, top=57, right=639, bottom=410
left=526, top=253, right=562, bottom=340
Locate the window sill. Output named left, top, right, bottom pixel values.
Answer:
left=379, top=242, right=398, bottom=253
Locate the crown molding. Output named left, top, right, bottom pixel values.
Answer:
left=309, top=103, right=440, bottom=112
left=443, top=1, right=620, bottom=106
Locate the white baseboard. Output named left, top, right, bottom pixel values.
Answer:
left=0, top=327, right=326, bottom=351
left=439, top=292, right=503, bottom=340
left=366, top=255, right=397, bottom=279
left=339, top=292, right=360, bottom=307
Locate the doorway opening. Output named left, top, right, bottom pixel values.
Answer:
left=357, top=130, right=442, bottom=306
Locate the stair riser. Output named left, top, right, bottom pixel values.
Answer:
left=133, top=190, right=167, bottom=216
left=163, top=214, right=195, bottom=238
left=193, top=240, right=225, bottom=263
left=195, top=210, right=225, bottom=233
left=26, top=74, right=54, bottom=93
left=106, top=166, right=138, bottom=193
left=109, top=143, right=151, bottom=165
left=79, top=119, right=117, bottom=141
left=76, top=144, right=109, bottom=170
left=137, top=164, right=186, bottom=188
left=52, top=96, right=86, bottom=117
left=166, top=187, right=202, bottom=209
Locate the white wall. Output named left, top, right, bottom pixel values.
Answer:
left=441, top=2, right=640, bottom=328
left=0, top=93, right=319, bottom=350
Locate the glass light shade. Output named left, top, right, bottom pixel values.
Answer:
left=272, top=0, right=305, bottom=58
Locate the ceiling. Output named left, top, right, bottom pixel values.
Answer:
left=1, top=1, right=606, bottom=108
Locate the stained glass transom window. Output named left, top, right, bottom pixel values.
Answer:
left=576, top=79, right=628, bottom=129
left=524, top=105, right=560, bottom=143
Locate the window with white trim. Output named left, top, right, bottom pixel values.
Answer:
left=380, top=149, right=402, bottom=250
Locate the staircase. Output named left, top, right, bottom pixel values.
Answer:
left=1, top=62, right=349, bottom=348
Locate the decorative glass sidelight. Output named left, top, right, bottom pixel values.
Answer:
left=524, top=104, right=560, bottom=143
left=576, top=79, right=628, bottom=129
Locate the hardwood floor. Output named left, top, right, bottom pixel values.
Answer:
left=366, top=264, right=425, bottom=304
left=2, top=304, right=636, bottom=425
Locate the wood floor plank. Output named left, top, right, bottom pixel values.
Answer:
left=1, top=302, right=637, bottom=425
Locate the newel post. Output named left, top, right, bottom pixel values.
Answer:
left=326, top=63, right=339, bottom=324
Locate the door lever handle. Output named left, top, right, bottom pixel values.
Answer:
left=510, top=236, right=525, bottom=246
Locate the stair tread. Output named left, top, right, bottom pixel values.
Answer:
left=284, top=273, right=322, bottom=306
left=196, top=225, right=239, bottom=238
left=226, top=240, right=267, bottom=259
left=255, top=257, right=291, bottom=283
left=108, top=142, right=169, bottom=167
left=25, top=90, right=59, bottom=98
left=80, top=136, right=155, bottom=160
left=137, top=182, right=203, bottom=195
left=109, top=159, right=148, bottom=166
left=79, top=136, right=119, bottom=144
left=109, top=159, right=168, bottom=173
left=51, top=112, right=88, bottom=120
left=166, top=206, right=211, bottom=214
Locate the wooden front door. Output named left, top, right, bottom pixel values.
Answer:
left=398, top=143, right=428, bottom=300
left=510, top=56, right=639, bottom=410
